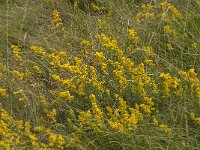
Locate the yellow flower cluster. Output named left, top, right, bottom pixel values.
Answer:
left=130, top=63, right=156, bottom=114
left=89, top=66, right=105, bottom=92
left=192, top=42, right=197, bottom=49
left=0, top=107, right=66, bottom=149
left=0, top=112, right=66, bottom=149
left=141, top=4, right=156, bottom=10
left=95, top=52, right=105, bottom=63
left=159, top=72, right=181, bottom=97
left=160, top=1, right=183, bottom=19
left=95, top=33, right=123, bottom=57
left=107, top=97, right=142, bottom=133
left=112, top=63, right=127, bottom=88
left=78, top=110, right=92, bottom=127
left=52, top=10, right=65, bottom=31
left=152, top=116, right=171, bottom=134
left=89, top=94, right=104, bottom=128
left=164, top=25, right=176, bottom=35
left=58, top=91, right=74, bottom=101
left=179, top=69, right=200, bottom=98
left=80, top=39, right=94, bottom=48
left=0, top=108, right=21, bottom=149
left=0, top=88, right=7, bottom=98
left=31, top=46, right=46, bottom=58
left=128, top=28, right=139, bottom=43
left=11, top=45, right=23, bottom=63
left=13, top=89, right=26, bottom=101
left=136, top=1, right=182, bottom=23
left=90, top=3, right=104, bottom=12
left=47, top=109, right=57, bottom=121
left=190, top=112, right=200, bottom=123
left=48, top=51, right=67, bottom=67
left=159, top=124, right=171, bottom=134
left=78, top=95, right=143, bottom=133
left=48, top=134, right=65, bottom=149
left=33, top=65, right=42, bottom=74
left=12, top=70, right=25, bottom=80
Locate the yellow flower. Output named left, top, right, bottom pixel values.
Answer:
left=13, top=89, right=25, bottom=101
left=135, top=13, right=142, bottom=23
left=95, top=52, right=106, bottom=63
left=179, top=69, right=200, bottom=98
left=164, top=25, right=176, bottom=35
left=159, top=72, right=181, bottom=97
left=51, top=74, right=61, bottom=81
left=195, top=118, right=200, bottom=123
left=108, top=120, right=125, bottom=133
left=49, top=134, right=57, bottom=146
left=73, top=0, right=78, bottom=11
left=0, top=88, right=7, bottom=97
left=169, top=5, right=183, bottom=19
left=95, top=33, right=123, bottom=57
left=144, top=59, right=155, bottom=67
left=153, top=116, right=159, bottom=126
left=89, top=94, right=104, bottom=127
left=34, top=126, right=45, bottom=132
left=190, top=112, right=200, bottom=123
left=28, top=134, right=37, bottom=146
left=47, top=109, right=57, bottom=121
left=91, top=3, right=101, bottom=12
left=167, top=43, right=173, bottom=50
left=192, top=42, right=197, bottom=49
left=52, top=10, right=64, bottom=29
left=57, top=135, right=65, bottom=148
left=78, top=110, right=92, bottom=125
left=25, top=122, right=31, bottom=134
left=159, top=124, right=167, bottom=129
left=80, top=39, right=93, bottom=47
left=31, top=46, right=46, bottom=57
left=128, top=28, right=139, bottom=43
left=11, top=45, right=23, bottom=62
left=58, top=91, right=74, bottom=101
left=12, top=70, right=24, bottom=80
left=190, top=112, right=196, bottom=120
left=33, top=65, right=42, bottom=74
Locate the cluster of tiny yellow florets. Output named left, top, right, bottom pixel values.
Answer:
left=11, top=45, right=23, bottom=63
left=31, top=46, right=46, bottom=58
left=160, top=1, right=183, bottom=19
left=136, top=1, right=182, bottom=23
left=80, top=39, right=94, bottom=48
left=179, top=69, right=200, bottom=98
left=52, top=10, right=65, bottom=31
left=107, top=96, right=142, bottom=133
left=159, top=72, right=182, bottom=97
left=95, top=33, right=123, bottom=57
left=164, top=25, right=176, bottom=35
left=190, top=112, right=200, bottom=124
left=90, top=3, right=105, bottom=12
left=0, top=106, right=66, bottom=149
left=128, top=28, right=139, bottom=43
left=78, top=94, right=104, bottom=129
left=0, top=88, right=7, bottom=98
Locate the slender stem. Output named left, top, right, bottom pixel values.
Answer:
left=6, top=0, right=12, bottom=114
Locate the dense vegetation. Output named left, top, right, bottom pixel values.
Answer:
left=0, top=0, right=200, bottom=149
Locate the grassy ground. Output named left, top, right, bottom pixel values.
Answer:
left=0, top=0, right=200, bottom=149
